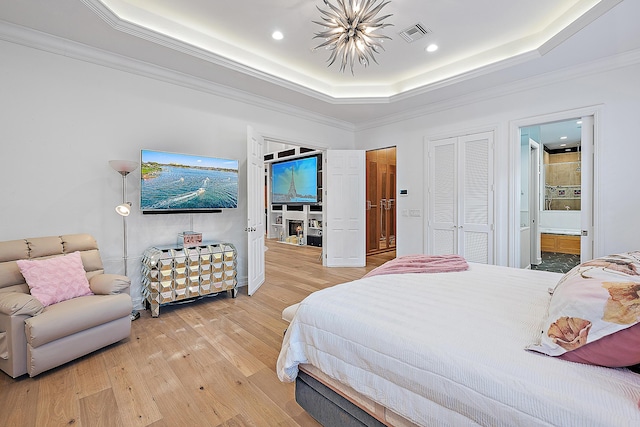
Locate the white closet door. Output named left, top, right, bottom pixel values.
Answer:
left=429, top=137, right=458, bottom=255
left=428, top=132, right=494, bottom=264
left=459, top=132, right=494, bottom=264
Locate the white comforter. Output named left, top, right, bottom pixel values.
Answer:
left=277, top=263, right=640, bottom=426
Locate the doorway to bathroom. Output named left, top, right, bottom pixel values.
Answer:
left=518, top=114, right=594, bottom=273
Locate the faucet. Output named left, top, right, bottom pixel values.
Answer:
left=565, top=206, right=570, bottom=210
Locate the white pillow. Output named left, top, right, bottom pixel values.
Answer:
left=528, top=251, right=640, bottom=360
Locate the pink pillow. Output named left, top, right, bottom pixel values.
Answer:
left=559, top=323, right=640, bottom=367
left=17, top=251, right=93, bottom=307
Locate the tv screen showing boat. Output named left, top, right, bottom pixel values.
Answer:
left=140, top=149, right=238, bottom=213
left=271, top=155, right=319, bottom=205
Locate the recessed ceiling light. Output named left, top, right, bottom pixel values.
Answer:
left=272, top=31, right=284, bottom=40
left=560, top=144, right=567, bottom=147
left=560, top=136, right=567, bottom=140
left=565, top=148, right=571, bottom=152
left=425, top=44, right=438, bottom=53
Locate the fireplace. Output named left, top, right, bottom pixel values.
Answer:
left=288, top=220, right=304, bottom=237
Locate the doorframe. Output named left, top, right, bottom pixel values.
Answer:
left=249, top=129, right=328, bottom=280
left=508, top=106, right=602, bottom=268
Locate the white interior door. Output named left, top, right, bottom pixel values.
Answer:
left=580, top=116, right=594, bottom=262
left=246, top=126, right=265, bottom=295
left=530, top=140, right=541, bottom=265
left=429, top=137, right=458, bottom=255
left=325, top=150, right=366, bottom=267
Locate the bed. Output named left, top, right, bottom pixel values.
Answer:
left=277, top=259, right=640, bottom=426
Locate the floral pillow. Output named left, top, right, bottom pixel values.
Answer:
left=16, top=251, right=93, bottom=307
left=528, top=251, right=640, bottom=367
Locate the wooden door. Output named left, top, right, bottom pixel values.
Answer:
left=366, top=147, right=396, bottom=255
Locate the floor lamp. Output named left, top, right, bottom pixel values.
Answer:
left=109, top=160, right=140, bottom=321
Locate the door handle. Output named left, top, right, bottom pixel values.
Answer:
left=386, top=199, right=395, bottom=210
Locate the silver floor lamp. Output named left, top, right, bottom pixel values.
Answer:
left=109, top=160, right=140, bottom=321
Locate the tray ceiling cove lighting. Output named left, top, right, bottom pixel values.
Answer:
left=314, top=0, right=393, bottom=74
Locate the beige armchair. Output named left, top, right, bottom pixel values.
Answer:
left=0, top=234, right=132, bottom=378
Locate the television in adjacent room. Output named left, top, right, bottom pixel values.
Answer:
left=271, top=155, right=320, bottom=205
left=140, top=149, right=239, bottom=213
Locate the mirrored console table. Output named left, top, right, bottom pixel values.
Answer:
left=141, top=241, right=237, bottom=317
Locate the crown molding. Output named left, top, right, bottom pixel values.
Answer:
left=354, top=47, right=640, bottom=131
left=0, top=19, right=355, bottom=132
left=2, top=3, right=637, bottom=133
left=538, top=0, right=623, bottom=56
left=83, top=0, right=518, bottom=103
left=78, top=0, right=623, bottom=104
left=79, top=0, right=340, bottom=102
left=388, top=51, right=541, bottom=104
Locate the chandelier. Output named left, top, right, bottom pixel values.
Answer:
left=313, top=0, right=393, bottom=74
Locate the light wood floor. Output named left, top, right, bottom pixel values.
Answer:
left=0, top=240, right=395, bottom=427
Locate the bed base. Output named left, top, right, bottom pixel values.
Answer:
left=296, top=366, right=418, bottom=427
left=296, top=370, right=386, bottom=427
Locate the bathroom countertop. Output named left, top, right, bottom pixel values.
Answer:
left=539, top=228, right=581, bottom=236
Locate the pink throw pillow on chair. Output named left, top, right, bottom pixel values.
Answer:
left=17, top=251, right=93, bottom=306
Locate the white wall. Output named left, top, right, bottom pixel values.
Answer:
left=355, top=59, right=640, bottom=265
left=3, top=31, right=640, bottom=305
left=0, top=40, right=354, bottom=308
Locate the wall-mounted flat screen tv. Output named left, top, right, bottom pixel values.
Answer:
left=140, top=149, right=238, bottom=213
left=271, top=155, right=320, bottom=205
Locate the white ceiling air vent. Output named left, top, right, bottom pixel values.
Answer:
left=399, top=23, right=431, bottom=43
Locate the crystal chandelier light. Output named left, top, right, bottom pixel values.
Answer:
left=313, top=0, right=393, bottom=74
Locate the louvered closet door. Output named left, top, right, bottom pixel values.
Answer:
left=428, top=132, right=494, bottom=264
left=459, top=132, right=493, bottom=264
left=429, top=137, right=458, bottom=255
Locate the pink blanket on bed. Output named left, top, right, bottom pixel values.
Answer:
left=363, top=254, right=469, bottom=278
